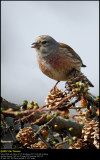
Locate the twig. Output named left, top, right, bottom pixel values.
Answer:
left=14, top=111, right=41, bottom=124
left=32, top=116, right=56, bottom=149
left=32, top=114, right=56, bottom=138
left=30, top=112, right=49, bottom=126
left=69, top=106, right=83, bottom=109
left=1, top=118, right=16, bottom=142
left=52, top=92, right=77, bottom=110
left=55, top=139, right=68, bottom=148
left=3, top=92, right=77, bottom=124
left=63, top=129, right=73, bottom=140
left=70, top=114, right=85, bottom=118
left=65, top=98, right=81, bottom=108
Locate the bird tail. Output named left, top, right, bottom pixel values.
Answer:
left=85, top=77, right=94, bottom=87
left=79, top=71, right=94, bottom=87
left=67, top=69, right=94, bottom=87
left=82, top=64, right=87, bottom=67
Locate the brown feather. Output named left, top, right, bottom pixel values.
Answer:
left=59, top=43, right=78, bottom=57
left=59, top=43, right=86, bottom=67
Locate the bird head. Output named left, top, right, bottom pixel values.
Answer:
left=31, top=35, right=59, bottom=56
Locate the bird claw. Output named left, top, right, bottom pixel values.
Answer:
left=50, top=81, right=60, bottom=93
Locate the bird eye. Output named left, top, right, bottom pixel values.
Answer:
left=42, top=41, right=47, bottom=44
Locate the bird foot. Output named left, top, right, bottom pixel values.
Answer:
left=50, top=81, right=60, bottom=93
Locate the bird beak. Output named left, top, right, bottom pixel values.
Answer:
left=31, top=42, right=39, bottom=48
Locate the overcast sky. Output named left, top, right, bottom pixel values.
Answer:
left=1, top=1, right=99, bottom=106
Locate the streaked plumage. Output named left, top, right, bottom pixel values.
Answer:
left=31, top=35, right=93, bottom=87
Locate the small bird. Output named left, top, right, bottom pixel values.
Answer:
left=31, top=35, right=94, bottom=87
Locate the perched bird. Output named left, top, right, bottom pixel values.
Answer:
left=31, top=35, right=94, bottom=87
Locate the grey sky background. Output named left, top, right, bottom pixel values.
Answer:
left=1, top=1, right=99, bottom=106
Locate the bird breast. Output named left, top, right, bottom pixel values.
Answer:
left=36, top=50, right=81, bottom=81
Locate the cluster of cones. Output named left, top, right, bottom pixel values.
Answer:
left=69, top=120, right=99, bottom=149
left=82, top=120, right=99, bottom=149
left=16, top=127, right=65, bottom=149
left=45, top=87, right=68, bottom=109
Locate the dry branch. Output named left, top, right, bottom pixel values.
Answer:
left=1, top=97, right=83, bottom=138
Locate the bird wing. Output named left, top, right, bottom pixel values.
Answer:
left=59, top=43, right=86, bottom=67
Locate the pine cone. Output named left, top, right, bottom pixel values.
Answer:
left=29, top=141, right=47, bottom=149
left=82, top=120, right=99, bottom=149
left=69, top=138, right=89, bottom=149
left=65, top=70, right=91, bottom=94
left=45, top=87, right=68, bottom=109
left=16, top=127, right=38, bottom=147
left=56, top=145, right=64, bottom=149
